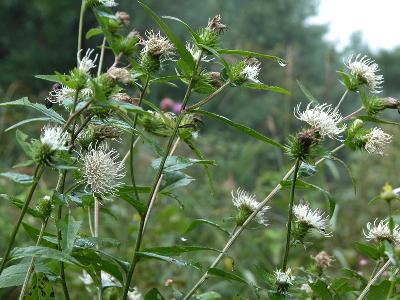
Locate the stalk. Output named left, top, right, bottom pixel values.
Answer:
left=0, top=164, right=44, bottom=274
left=77, top=0, right=86, bottom=61
left=357, top=259, right=391, bottom=300
left=281, top=158, right=301, bottom=270
left=187, top=81, right=230, bottom=111
left=97, top=37, right=106, bottom=77
left=121, top=52, right=204, bottom=300
left=334, top=89, right=349, bottom=112
left=19, top=219, right=49, bottom=299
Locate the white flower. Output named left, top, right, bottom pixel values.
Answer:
left=127, top=288, right=143, bottom=300
left=81, top=145, right=125, bottom=196
left=274, top=268, right=295, bottom=286
left=48, top=85, right=74, bottom=104
left=186, top=42, right=213, bottom=62
left=141, top=30, right=175, bottom=57
left=231, top=188, right=270, bottom=226
left=40, top=125, right=69, bottom=151
left=345, top=54, right=384, bottom=93
left=365, top=127, right=392, bottom=155
left=393, top=187, right=400, bottom=196
left=294, top=103, right=346, bottom=139
left=98, top=0, right=118, bottom=7
left=364, top=218, right=400, bottom=245
left=300, top=283, right=312, bottom=294
left=241, top=59, right=261, bottom=83
left=78, top=49, right=98, bottom=74
left=293, top=202, right=331, bottom=236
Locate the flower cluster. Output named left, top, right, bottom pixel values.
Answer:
left=364, top=218, right=400, bottom=245
left=140, top=30, right=175, bottom=58
left=364, top=127, right=392, bottom=155
left=232, top=188, right=269, bottom=226
left=293, top=201, right=331, bottom=238
left=78, top=49, right=98, bottom=75
left=40, top=125, right=69, bottom=151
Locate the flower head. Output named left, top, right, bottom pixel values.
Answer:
left=345, top=54, right=383, bottom=93
left=40, top=125, right=69, bottom=151
left=293, top=201, right=331, bottom=237
left=78, top=49, right=98, bottom=74
left=241, top=59, right=261, bottom=83
left=274, top=268, right=295, bottom=286
left=107, top=67, right=132, bottom=84
left=312, top=251, right=334, bottom=269
left=127, top=288, right=143, bottom=300
left=232, top=188, right=269, bottom=226
left=186, top=42, right=213, bottom=62
left=207, top=14, right=227, bottom=34
left=364, top=218, right=400, bottom=245
left=140, top=30, right=175, bottom=58
left=365, top=127, right=392, bottom=155
left=98, top=0, right=118, bottom=7
left=81, top=145, right=125, bottom=196
left=295, top=103, right=346, bottom=139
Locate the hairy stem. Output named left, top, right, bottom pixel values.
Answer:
left=19, top=219, right=49, bottom=299
left=121, top=52, right=204, bottom=300
left=77, top=0, right=85, bottom=61
left=281, top=158, right=301, bottom=270
left=334, top=89, right=349, bottom=112
left=0, top=164, right=44, bottom=274
left=357, top=259, right=391, bottom=300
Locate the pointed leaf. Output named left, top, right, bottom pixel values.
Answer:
left=208, top=268, right=249, bottom=285
left=185, top=219, right=230, bottom=235
left=0, top=172, right=33, bottom=184
left=244, top=83, right=290, bottom=95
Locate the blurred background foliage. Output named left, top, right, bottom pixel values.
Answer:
left=0, top=0, right=400, bottom=298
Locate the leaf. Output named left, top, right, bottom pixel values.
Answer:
left=86, top=27, right=103, bottom=39
left=162, top=16, right=199, bottom=39
left=356, top=115, right=400, bottom=127
left=10, top=246, right=80, bottom=266
left=0, top=172, right=33, bottom=184
left=243, top=83, right=290, bottom=95
left=342, top=268, right=368, bottom=286
left=22, top=222, right=58, bottom=248
left=185, top=219, right=230, bottom=235
left=355, top=242, right=381, bottom=260
left=152, top=156, right=216, bottom=173
left=366, top=280, right=392, bottom=300
left=16, top=129, right=33, bottom=157
left=25, top=272, right=55, bottom=300
left=138, top=1, right=195, bottom=69
left=208, top=268, right=248, bottom=285
left=296, top=80, right=319, bottom=105
left=0, top=195, right=42, bottom=218
left=309, top=280, right=332, bottom=300
left=0, top=97, right=65, bottom=124
left=329, top=155, right=357, bottom=195
left=59, top=215, right=82, bottom=254
left=195, top=110, right=284, bottom=149
left=5, top=117, right=51, bottom=132
left=142, top=246, right=220, bottom=256
left=0, top=262, right=55, bottom=288
left=218, top=49, right=286, bottom=65
left=136, top=252, right=194, bottom=268
left=144, top=288, right=166, bottom=300
left=195, top=291, right=221, bottom=300
left=35, top=74, right=64, bottom=84
left=161, top=171, right=195, bottom=192
left=115, top=185, right=149, bottom=215
left=197, top=43, right=230, bottom=70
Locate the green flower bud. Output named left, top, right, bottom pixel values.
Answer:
left=36, top=196, right=54, bottom=220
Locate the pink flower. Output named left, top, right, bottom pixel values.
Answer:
left=173, top=103, right=183, bottom=113
left=160, top=97, right=175, bottom=111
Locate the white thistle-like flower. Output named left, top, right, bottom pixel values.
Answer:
left=345, top=54, right=384, bottom=93
left=40, top=125, right=68, bottom=151
left=241, top=59, right=261, bottom=83
left=50, top=85, right=93, bottom=105
left=294, top=103, right=346, bottom=139
left=78, top=49, right=98, bottom=74
left=274, top=268, right=295, bottom=286
left=141, top=30, right=175, bottom=57
left=364, top=218, right=400, bottom=245
left=365, top=127, right=392, bottom=155
left=127, top=288, right=143, bottom=300
left=81, top=145, right=125, bottom=196
left=231, top=188, right=270, bottom=226
left=186, top=42, right=213, bottom=62
left=293, top=201, right=331, bottom=236
left=98, top=0, right=118, bottom=7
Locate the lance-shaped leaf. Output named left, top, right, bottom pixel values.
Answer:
left=208, top=268, right=249, bottom=285
left=142, top=245, right=220, bottom=257
left=244, top=83, right=290, bottom=95
left=218, top=49, right=286, bottom=65
left=152, top=156, right=216, bottom=173
left=6, top=117, right=51, bottom=132
left=185, top=219, right=230, bottom=235
left=0, top=172, right=33, bottom=185
left=10, top=246, right=80, bottom=265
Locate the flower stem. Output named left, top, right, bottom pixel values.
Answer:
left=77, top=0, right=86, bottom=61
left=334, top=89, right=349, bottom=112
left=97, top=37, right=106, bottom=77
left=19, top=218, right=49, bottom=300
left=186, top=80, right=230, bottom=111
left=0, top=164, right=44, bottom=274
left=121, top=52, right=204, bottom=300
left=357, top=259, right=391, bottom=300
left=281, top=158, right=301, bottom=271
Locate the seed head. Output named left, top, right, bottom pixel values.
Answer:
left=207, top=14, right=227, bottom=34
left=107, top=67, right=132, bottom=84
left=345, top=54, right=383, bottom=93
left=312, top=251, right=334, bottom=269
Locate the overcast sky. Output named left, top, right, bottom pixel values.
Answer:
left=309, top=0, right=400, bottom=51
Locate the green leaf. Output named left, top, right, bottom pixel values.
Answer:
left=0, top=262, right=55, bottom=288
left=115, top=185, right=148, bottom=215
left=138, top=1, right=195, bottom=69
left=162, top=16, right=200, bottom=40
left=218, top=49, right=286, bottom=65
left=329, top=155, right=357, bottom=195
left=185, top=219, right=230, bottom=235
left=342, top=268, right=368, bottom=286
left=0, top=97, right=64, bottom=124
left=16, top=129, right=33, bottom=157
left=355, top=242, right=381, bottom=260
left=309, top=280, right=332, bottom=300
left=356, top=115, right=400, bottom=127
left=22, top=222, right=58, bottom=248
left=25, top=272, right=55, bottom=300
left=243, top=83, right=290, bottom=95
left=6, top=117, right=51, bottom=132
left=296, top=80, right=319, bottom=105
left=195, top=110, right=285, bottom=150
left=35, top=74, right=64, bottom=84
left=0, top=172, right=33, bottom=184
left=197, top=43, right=230, bottom=70
left=152, top=156, right=216, bottom=173
left=136, top=252, right=194, bottom=268
left=144, top=288, right=166, bottom=300
left=161, top=171, right=195, bottom=192
left=142, top=246, right=220, bottom=256
left=10, top=246, right=80, bottom=265
left=208, top=268, right=248, bottom=285
left=366, top=280, right=392, bottom=300
left=195, top=291, right=221, bottom=300
left=0, top=195, right=42, bottom=218
left=59, top=215, right=81, bottom=254
left=86, top=27, right=103, bottom=39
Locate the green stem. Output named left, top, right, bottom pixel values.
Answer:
left=121, top=52, right=204, bottom=300
left=19, top=218, right=49, bottom=300
left=334, top=89, right=349, bottom=112
left=0, top=164, right=44, bottom=274
left=77, top=0, right=86, bottom=61
left=281, top=158, right=301, bottom=271
left=186, top=80, right=230, bottom=111
left=97, top=37, right=106, bottom=77
left=357, top=259, right=391, bottom=300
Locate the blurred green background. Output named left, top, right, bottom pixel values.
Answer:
left=1, top=0, right=399, bottom=298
